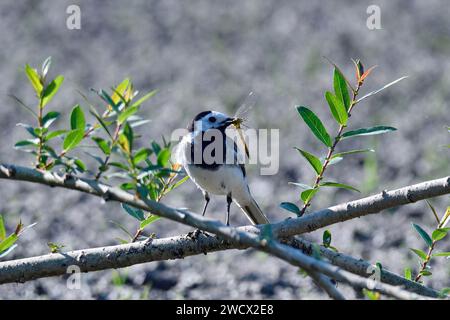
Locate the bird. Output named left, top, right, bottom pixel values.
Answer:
left=174, top=110, right=269, bottom=226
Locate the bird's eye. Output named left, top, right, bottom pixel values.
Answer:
left=209, top=116, right=216, bottom=123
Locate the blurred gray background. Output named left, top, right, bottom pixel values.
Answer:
left=0, top=0, right=449, bottom=299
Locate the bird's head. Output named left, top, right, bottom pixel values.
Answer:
left=188, top=110, right=237, bottom=133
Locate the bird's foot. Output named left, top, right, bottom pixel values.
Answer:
left=187, top=229, right=209, bottom=239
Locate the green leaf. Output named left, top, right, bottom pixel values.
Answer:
left=63, top=129, right=84, bottom=152
left=322, top=230, right=332, bottom=247
left=342, top=126, right=397, bottom=139
left=14, top=139, right=39, bottom=149
left=296, top=106, right=332, bottom=147
left=333, top=68, right=351, bottom=111
left=419, top=270, right=432, bottom=277
left=74, top=159, right=87, bottom=172
left=111, top=78, right=130, bottom=104
left=133, top=148, right=151, bottom=165
left=92, top=137, right=111, bottom=155
left=70, top=105, right=86, bottom=130
left=121, top=203, right=145, bottom=221
left=432, top=251, right=450, bottom=257
left=412, top=223, right=433, bottom=247
left=131, top=90, right=157, bottom=108
left=425, top=200, right=440, bottom=224
left=295, top=148, right=323, bottom=175
left=332, top=149, right=375, bottom=159
left=0, top=233, right=18, bottom=253
left=140, top=215, right=160, bottom=229
left=8, top=94, right=38, bottom=120
left=45, top=130, right=67, bottom=141
left=301, top=188, right=319, bottom=203
left=0, top=216, right=6, bottom=241
left=410, top=248, right=427, bottom=260
left=41, top=56, right=52, bottom=78
left=325, top=91, right=347, bottom=125
left=168, top=176, right=189, bottom=192
left=118, top=106, right=139, bottom=124
left=42, top=75, right=64, bottom=107
left=432, top=228, right=448, bottom=241
left=320, top=181, right=360, bottom=193
left=280, top=202, right=302, bottom=216
left=404, top=267, right=412, bottom=280
left=24, top=64, right=43, bottom=97
left=42, top=111, right=60, bottom=128
left=157, top=148, right=171, bottom=167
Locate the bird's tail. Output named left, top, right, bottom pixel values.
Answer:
left=236, top=194, right=269, bottom=225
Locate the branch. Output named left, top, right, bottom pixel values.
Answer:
left=0, top=231, right=439, bottom=297
left=0, top=164, right=447, bottom=298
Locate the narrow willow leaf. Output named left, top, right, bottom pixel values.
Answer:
left=432, top=228, right=448, bottom=241
left=0, top=244, right=17, bottom=258
left=131, top=90, right=157, bottom=108
left=325, top=91, right=347, bottom=125
left=432, top=252, right=450, bottom=257
left=133, top=148, right=151, bottom=164
left=320, top=181, right=360, bottom=192
left=92, top=137, right=111, bottom=155
left=280, top=202, right=301, bottom=216
left=327, top=156, right=343, bottom=166
left=170, top=175, right=189, bottom=190
left=70, top=105, right=86, bottom=130
left=63, top=129, right=84, bottom=152
left=412, top=223, right=433, bottom=247
left=342, top=126, right=397, bottom=139
left=410, top=248, right=427, bottom=260
left=441, top=207, right=450, bottom=228
left=109, top=220, right=134, bottom=239
left=323, top=230, right=332, bottom=247
left=14, top=139, right=39, bottom=148
left=74, top=159, right=87, bottom=172
left=333, top=68, right=351, bottom=111
left=111, top=78, right=130, bottom=104
left=24, top=64, right=43, bottom=97
left=404, top=267, right=412, bottom=280
left=45, top=130, right=67, bottom=141
left=332, top=149, right=375, bottom=159
left=356, top=76, right=408, bottom=103
left=41, top=56, right=52, bottom=78
left=296, top=106, right=332, bottom=147
left=118, top=106, right=139, bottom=124
left=140, top=215, right=161, bottom=229
left=42, top=111, right=60, bottom=128
left=42, top=75, right=64, bottom=107
left=419, top=270, right=432, bottom=277
left=0, top=216, right=5, bottom=241
left=157, top=148, right=171, bottom=167
left=121, top=203, right=145, bottom=221
left=0, top=233, right=18, bottom=253
left=295, top=148, right=323, bottom=175
left=301, top=188, right=319, bottom=203
left=288, top=182, right=313, bottom=190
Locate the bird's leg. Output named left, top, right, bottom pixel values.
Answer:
left=226, top=193, right=232, bottom=226
left=202, top=191, right=210, bottom=216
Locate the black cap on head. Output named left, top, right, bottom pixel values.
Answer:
left=188, top=111, right=212, bottom=132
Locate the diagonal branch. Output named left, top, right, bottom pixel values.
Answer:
left=0, top=164, right=448, bottom=298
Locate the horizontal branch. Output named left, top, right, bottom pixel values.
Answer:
left=0, top=230, right=439, bottom=297
left=0, top=164, right=447, bottom=298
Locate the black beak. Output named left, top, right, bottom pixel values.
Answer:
left=220, top=117, right=236, bottom=128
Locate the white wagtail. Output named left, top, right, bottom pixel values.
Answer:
left=175, top=110, right=269, bottom=226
